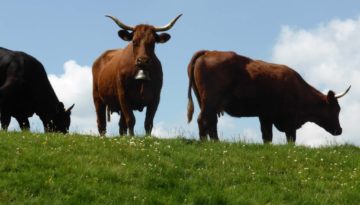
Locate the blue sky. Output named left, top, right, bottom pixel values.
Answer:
left=2, top=1, right=360, bottom=70
left=2, top=1, right=360, bottom=145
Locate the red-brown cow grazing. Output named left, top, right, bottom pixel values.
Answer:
left=187, top=50, right=350, bottom=143
left=0, top=47, right=74, bottom=133
left=93, top=14, right=182, bottom=136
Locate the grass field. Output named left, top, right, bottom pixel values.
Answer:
left=0, top=131, right=359, bottom=204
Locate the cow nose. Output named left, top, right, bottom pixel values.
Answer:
left=334, top=128, right=342, bottom=136
left=136, top=57, right=150, bottom=66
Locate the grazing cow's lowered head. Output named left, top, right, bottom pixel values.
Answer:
left=106, top=14, right=182, bottom=80
left=48, top=102, right=74, bottom=134
left=315, top=86, right=351, bottom=136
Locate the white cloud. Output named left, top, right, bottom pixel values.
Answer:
left=48, top=60, right=98, bottom=134
left=48, top=61, right=93, bottom=118
left=151, top=121, right=187, bottom=139
left=272, top=17, right=360, bottom=146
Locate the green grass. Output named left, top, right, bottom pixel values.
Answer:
left=0, top=131, right=359, bottom=205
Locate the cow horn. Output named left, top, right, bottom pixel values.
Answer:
left=105, top=15, right=135, bottom=31
left=335, top=85, right=351, bottom=99
left=66, top=104, right=75, bottom=113
left=154, top=14, right=182, bottom=32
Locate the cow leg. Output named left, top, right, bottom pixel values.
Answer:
left=118, top=96, right=135, bottom=136
left=144, top=99, right=160, bottom=136
left=94, top=101, right=106, bottom=136
left=286, top=130, right=296, bottom=143
left=119, top=112, right=127, bottom=136
left=42, top=120, right=50, bottom=132
left=124, top=111, right=135, bottom=136
left=208, top=123, right=218, bottom=141
left=197, top=104, right=218, bottom=141
left=259, top=117, right=273, bottom=143
left=0, top=113, right=11, bottom=131
left=0, top=67, right=20, bottom=131
left=197, top=114, right=208, bottom=141
left=16, top=117, right=30, bottom=131
left=208, top=113, right=218, bottom=141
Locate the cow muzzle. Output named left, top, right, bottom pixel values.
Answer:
left=135, top=69, right=151, bottom=80
left=333, top=128, right=342, bottom=136
left=136, top=57, right=151, bottom=68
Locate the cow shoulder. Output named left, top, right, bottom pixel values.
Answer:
left=93, top=49, right=119, bottom=71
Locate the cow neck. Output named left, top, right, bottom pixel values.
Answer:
left=35, top=79, right=61, bottom=121
left=120, top=44, right=135, bottom=67
left=301, top=86, right=327, bottom=122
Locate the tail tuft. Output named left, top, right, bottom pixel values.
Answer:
left=106, top=106, right=111, bottom=122
left=187, top=97, right=194, bottom=123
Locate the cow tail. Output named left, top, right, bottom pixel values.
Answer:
left=106, top=106, right=111, bottom=122
left=187, top=78, right=194, bottom=123
left=187, top=50, right=207, bottom=123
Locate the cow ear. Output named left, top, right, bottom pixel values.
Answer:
left=156, top=33, right=171, bottom=43
left=327, top=91, right=336, bottom=103
left=118, top=30, right=133, bottom=41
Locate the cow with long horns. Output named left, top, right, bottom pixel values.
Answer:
left=92, top=14, right=182, bottom=136
left=187, top=50, right=350, bottom=143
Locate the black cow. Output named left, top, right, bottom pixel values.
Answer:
left=0, top=47, right=74, bottom=133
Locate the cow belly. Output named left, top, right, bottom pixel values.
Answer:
left=273, top=115, right=304, bottom=132
left=223, top=97, right=263, bottom=117
left=128, top=81, right=158, bottom=110
left=129, top=101, right=146, bottom=111
left=107, top=98, right=146, bottom=112
left=99, top=81, right=158, bottom=112
left=225, top=104, right=258, bottom=117
left=2, top=100, right=34, bottom=118
left=107, top=101, right=121, bottom=114
left=129, top=95, right=155, bottom=111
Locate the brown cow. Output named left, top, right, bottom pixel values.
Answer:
left=92, top=14, right=182, bottom=136
left=187, top=50, right=350, bottom=143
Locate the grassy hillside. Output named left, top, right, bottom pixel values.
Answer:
left=0, top=131, right=359, bottom=205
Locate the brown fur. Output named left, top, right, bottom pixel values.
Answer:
left=187, top=50, right=345, bottom=143
left=92, top=24, right=173, bottom=136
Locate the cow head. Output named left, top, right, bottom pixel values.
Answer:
left=106, top=14, right=182, bottom=80
left=316, top=86, right=351, bottom=136
left=51, top=102, right=75, bottom=133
